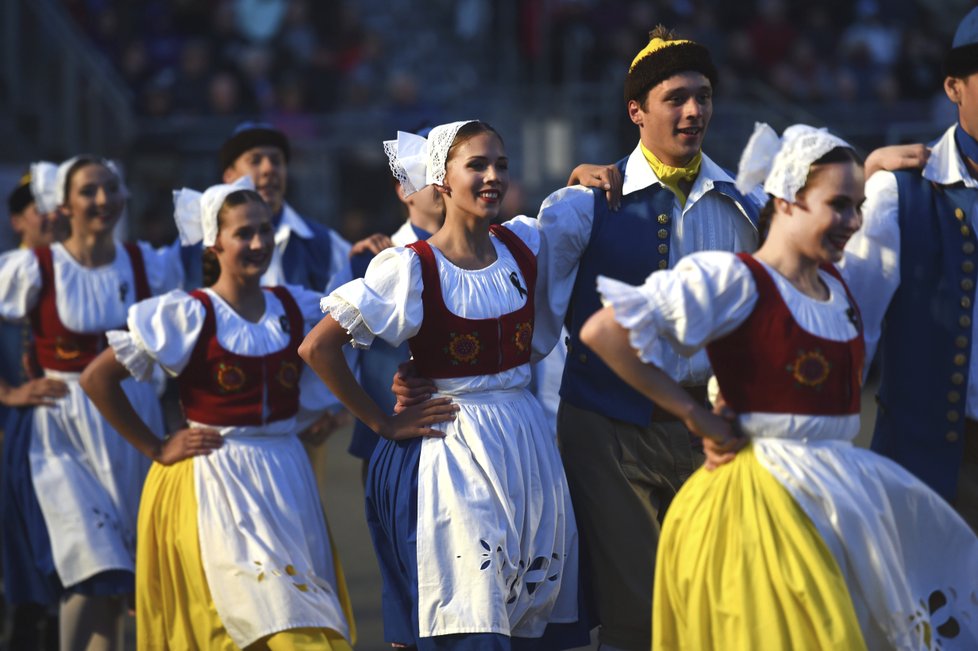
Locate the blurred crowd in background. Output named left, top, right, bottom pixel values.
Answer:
left=67, top=0, right=964, bottom=122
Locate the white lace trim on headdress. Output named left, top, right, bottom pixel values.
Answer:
left=736, top=122, right=852, bottom=202
left=425, top=120, right=474, bottom=186
left=54, top=156, right=129, bottom=207
left=382, top=121, right=476, bottom=197
left=172, top=175, right=255, bottom=247
left=384, top=132, right=426, bottom=197
left=29, top=161, right=59, bottom=214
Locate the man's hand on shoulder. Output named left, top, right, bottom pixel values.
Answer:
left=350, top=233, right=395, bottom=258
left=865, top=144, right=929, bottom=179
left=567, top=163, right=622, bottom=211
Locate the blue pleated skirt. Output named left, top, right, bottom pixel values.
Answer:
left=365, top=436, right=591, bottom=650
left=1, top=406, right=133, bottom=601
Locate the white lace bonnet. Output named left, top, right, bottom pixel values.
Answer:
left=53, top=155, right=128, bottom=207
left=382, top=120, right=476, bottom=196
left=29, top=161, right=59, bottom=214
left=172, top=175, right=255, bottom=247
left=735, top=122, right=852, bottom=202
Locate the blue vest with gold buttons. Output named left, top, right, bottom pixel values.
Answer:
left=871, top=170, right=978, bottom=501
left=559, top=156, right=759, bottom=426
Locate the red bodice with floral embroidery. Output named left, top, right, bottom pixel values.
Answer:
left=30, top=244, right=150, bottom=372
left=179, top=287, right=303, bottom=426
left=406, top=224, right=536, bottom=379
left=706, top=253, right=863, bottom=415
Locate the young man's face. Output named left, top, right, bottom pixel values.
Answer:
left=223, top=145, right=288, bottom=216
left=629, top=71, right=713, bottom=167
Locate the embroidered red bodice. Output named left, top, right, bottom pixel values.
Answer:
left=706, top=254, right=864, bottom=415
left=30, top=244, right=150, bottom=372
left=406, top=224, right=536, bottom=378
left=179, top=287, right=304, bottom=427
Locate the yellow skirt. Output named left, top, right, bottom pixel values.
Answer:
left=652, top=445, right=866, bottom=651
left=135, top=459, right=354, bottom=650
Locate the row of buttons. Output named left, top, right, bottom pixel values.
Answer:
left=948, top=206, right=974, bottom=443
left=657, top=214, right=669, bottom=270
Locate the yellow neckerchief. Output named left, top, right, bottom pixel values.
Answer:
left=640, top=142, right=701, bottom=207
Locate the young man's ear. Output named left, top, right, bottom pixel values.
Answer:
left=945, top=76, right=964, bottom=105
left=627, top=99, right=645, bottom=127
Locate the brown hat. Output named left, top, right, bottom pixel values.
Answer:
left=624, top=29, right=718, bottom=103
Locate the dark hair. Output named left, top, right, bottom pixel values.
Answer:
left=62, top=155, right=115, bottom=204
left=7, top=174, right=32, bottom=215
left=446, top=121, right=504, bottom=164
left=757, top=146, right=863, bottom=243
left=201, top=189, right=267, bottom=287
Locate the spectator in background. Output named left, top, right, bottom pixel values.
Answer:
left=171, top=37, right=214, bottom=115
left=207, top=70, right=248, bottom=116
left=747, top=0, right=797, bottom=76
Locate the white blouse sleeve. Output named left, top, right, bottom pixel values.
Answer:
left=321, top=247, right=423, bottom=349
left=107, top=290, right=205, bottom=381
left=137, top=239, right=186, bottom=295
left=839, top=170, right=900, bottom=369
left=0, top=249, right=41, bottom=320
left=597, top=251, right=758, bottom=365
left=510, top=186, right=595, bottom=359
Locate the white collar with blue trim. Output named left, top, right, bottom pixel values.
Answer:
left=924, top=125, right=978, bottom=189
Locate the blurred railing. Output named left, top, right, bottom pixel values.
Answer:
left=0, top=0, right=134, bottom=160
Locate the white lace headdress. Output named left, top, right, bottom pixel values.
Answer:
left=29, top=161, right=59, bottom=214
left=383, top=120, right=475, bottom=197
left=735, top=123, right=852, bottom=202
left=172, top=175, right=255, bottom=247
left=54, top=155, right=129, bottom=207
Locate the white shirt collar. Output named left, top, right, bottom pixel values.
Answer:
left=391, top=220, right=422, bottom=247
left=923, top=125, right=978, bottom=189
left=276, top=202, right=313, bottom=243
left=621, top=143, right=733, bottom=198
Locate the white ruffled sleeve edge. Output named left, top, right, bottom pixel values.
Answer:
left=107, top=329, right=157, bottom=382
left=321, top=295, right=374, bottom=349
left=596, top=275, right=665, bottom=364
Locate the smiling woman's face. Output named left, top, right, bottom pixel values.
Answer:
left=62, top=162, right=125, bottom=237
left=781, top=160, right=865, bottom=265
left=211, top=197, right=275, bottom=282
left=441, top=132, right=509, bottom=222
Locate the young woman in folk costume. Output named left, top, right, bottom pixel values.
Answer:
left=300, top=120, right=590, bottom=649
left=0, top=155, right=183, bottom=650
left=80, top=177, right=355, bottom=650
left=582, top=123, right=978, bottom=650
